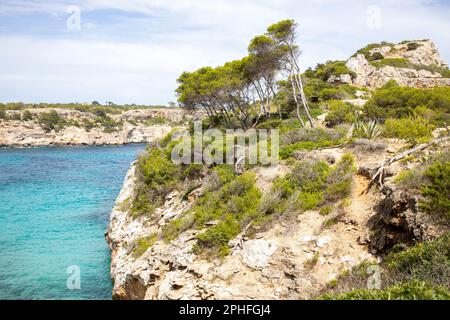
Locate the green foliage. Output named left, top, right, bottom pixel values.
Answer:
left=0, top=105, right=6, bottom=119
left=325, top=101, right=359, bottom=127
left=384, top=117, right=434, bottom=143
left=132, top=233, right=158, bottom=258
left=354, top=120, right=384, bottom=140
left=145, top=116, right=169, bottom=126
left=189, top=172, right=262, bottom=257
left=353, top=42, right=394, bottom=61
left=38, top=110, right=66, bottom=133
left=420, top=161, right=450, bottom=219
left=407, top=42, right=421, bottom=51
left=370, top=58, right=450, bottom=78
left=22, top=110, right=33, bottom=121
left=325, top=153, right=356, bottom=202
left=267, top=154, right=355, bottom=215
left=319, top=205, right=332, bottom=216
left=305, top=60, right=355, bottom=82
left=364, top=86, right=450, bottom=124
left=131, top=147, right=182, bottom=217
left=322, top=280, right=450, bottom=300
left=370, top=58, right=410, bottom=69
left=321, top=234, right=450, bottom=299
left=280, top=127, right=347, bottom=159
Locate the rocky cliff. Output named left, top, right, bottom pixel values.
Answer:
left=0, top=108, right=187, bottom=147
left=332, top=40, right=450, bottom=88
left=106, top=146, right=401, bottom=300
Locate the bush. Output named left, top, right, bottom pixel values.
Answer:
left=38, top=110, right=66, bottom=133
left=364, top=86, right=450, bottom=123
left=321, top=234, right=450, bottom=299
left=306, top=60, right=355, bottom=82
left=22, top=110, right=33, bottom=121
left=0, top=106, right=6, bottom=119
left=420, top=161, right=450, bottom=219
left=268, top=154, right=355, bottom=215
left=131, top=147, right=182, bottom=217
left=384, top=117, right=434, bottom=144
left=325, top=153, right=356, bottom=202
left=325, top=101, right=359, bottom=127
left=190, top=172, right=262, bottom=257
left=322, top=280, right=450, bottom=300
left=370, top=58, right=411, bottom=69
left=280, top=127, right=347, bottom=159
left=132, top=233, right=158, bottom=258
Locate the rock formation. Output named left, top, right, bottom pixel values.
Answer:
left=344, top=40, right=450, bottom=89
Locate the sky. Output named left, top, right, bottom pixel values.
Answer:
left=0, top=0, right=449, bottom=105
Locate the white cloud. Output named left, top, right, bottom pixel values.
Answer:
left=0, top=0, right=449, bottom=104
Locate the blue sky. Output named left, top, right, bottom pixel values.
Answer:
left=0, top=0, right=449, bottom=105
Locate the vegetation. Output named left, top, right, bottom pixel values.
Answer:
left=364, top=86, right=450, bottom=124
left=395, top=151, right=449, bottom=219
left=370, top=58, right=450, bottom=78
left=280, top=127, right=347, bottom=159
left=321, top=234, right=450, bottom=299
left=325, top=101, right=359, bottom=127
left=262, top=154, right=356, bottom=215
left=162, top=166, right=262, bottom=258
left=38, top=110, right=67, bottom=133
left=384, top=117, right=434, bottom=143
left=132, top=233, right=158, bottom=258
left=322, top=280, right=450, bottom=300
left=176, top=19, right=315, bottom=129
left=353, top=42, right=394, bottom=61
left=304, top=60, right=355, bottom=82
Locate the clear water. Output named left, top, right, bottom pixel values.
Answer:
left=0, top=144, right=146, bottom=300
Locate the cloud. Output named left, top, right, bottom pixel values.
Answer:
left=0, top=0, right=449, bottom=104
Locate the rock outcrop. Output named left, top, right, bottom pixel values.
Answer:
left=106, top=153, right=381, bottom=300
left=0, top=108, right=188, bottom=147
left=344, top=40, right=450, bottom=89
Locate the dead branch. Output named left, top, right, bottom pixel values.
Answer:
left=366, top=136, right=449, bottom=190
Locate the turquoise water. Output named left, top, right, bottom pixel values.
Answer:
left=0, top=145, right=146, bottom=300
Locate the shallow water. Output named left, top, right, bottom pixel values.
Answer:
left=0, top=144, right=146, bottom=299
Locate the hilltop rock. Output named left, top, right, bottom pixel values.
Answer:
left=344, top=40, right=450, bottom=89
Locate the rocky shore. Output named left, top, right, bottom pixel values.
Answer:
left=0, top=108, right=185, bottom=147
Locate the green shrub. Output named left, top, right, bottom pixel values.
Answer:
left=0, top=105, right=6, bottom=119
left=364, top=86, right=450, bottom=123
left=38, top=110, right=66, bottom=133
left=306, top=60, right=355, bottom=82
left=132, top=233, right=158, bottom=258
left=268, top=154, right=355, bottom=214
left=280, top=127, right=347, bottom=159
left=322, top=280, right=450, bottom=300
left=325, top=101, right=359, bottom=127
left=320, top=234, right=450, bottom=299
left=191, top=172, right=262, bottom=257
left=353, top=42, right=394, bottom=61
left=325, top=153, right=356, bottom=201
left=22, top=110, right=33, bottom=121
left=131, top=147, right=181, bottom=217
left=370, top=58, right=410, bottom=69
left=420, top=161, right=450, bottom=219
left=384, top=117, right=434, bottom=144
left=319, top=205, right=332, bottom=216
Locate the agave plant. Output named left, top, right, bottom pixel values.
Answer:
left=358, top=120, right=384, bottom=140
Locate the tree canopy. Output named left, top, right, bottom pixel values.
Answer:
left=176, top=19, right=313, bottom=129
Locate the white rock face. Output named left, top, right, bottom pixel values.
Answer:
left=0, top=108, right=187, bottom=147
left=106, top=157, right=380, bottom=300
left=344, top=40, right=450, bottom=89
left=241, top=239, right=278, bottom=269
